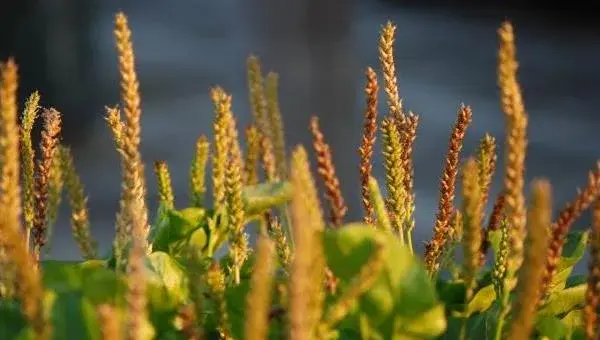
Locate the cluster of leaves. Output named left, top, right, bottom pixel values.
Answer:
left=0, top=10, right=599, bottom=340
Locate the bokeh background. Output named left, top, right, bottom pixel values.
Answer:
left=2, top=1, right=599, bottom=266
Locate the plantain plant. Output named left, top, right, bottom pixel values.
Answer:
left=0, top=11, right=598, bottom=340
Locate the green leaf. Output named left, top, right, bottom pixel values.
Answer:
left=393, top=304, right=447, bottom=338
left=225, top=280, right=251, bottom=340
left=41, top=259, right=125, bottom=308
left=436, top=281, right=496, bottom=316
left=49, top=292, right=100, bottom=340
left=144, top=252, right=189, bottom=336
left=539, top=284, right=586, bottom=317
left=42, top=260, right=109, bottom=289
left=80, top=266, right=126, bottom=307
left=150, top=207, right=208, bottom=258
left=41, top=260, right=86, bottom=292
left=436, top=280, right=466, bottom=311
left=323, top=224, right=446, bottom=338
left=0, top=299, right=27, bottom=339
left=242, top=181, right=293, bottom=216
left=548, top=231, right=589, bottom=293
left=465, top=285, right=496, bottom=316
left=536, top=316, right=568, bottom=340
left=560, top=309, right=584, bottom=335
left=145, top=252, right=189, bottom=309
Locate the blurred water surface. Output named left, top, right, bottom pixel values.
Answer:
left=8, top=1, right=599, bottom=262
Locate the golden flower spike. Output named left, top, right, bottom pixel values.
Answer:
left=60, top=146, right=97, bottom=260
left=265, top=71, right=287, bottom=179
left=507, top=180, right=551, bottom=340
left=378, top=21, right=404, bottom=124
left=20, top=92, right=41, bottom=238
left=497, top=21, right=529, bottom=288
left=289, top=146, right=326, bottom=340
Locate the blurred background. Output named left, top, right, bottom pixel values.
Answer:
left=1, top=0, right=599, bottom=264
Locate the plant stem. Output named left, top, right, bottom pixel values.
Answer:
left=459, top=286, right=474, bottom=340
left=494, top=288, right=511, bottom=340
left=234, top=266, right=241, bottom=285
left=406, top=228, right=414, bottom=254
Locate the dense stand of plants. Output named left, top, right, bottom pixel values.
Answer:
left=0, top=11, right=598, bottom=340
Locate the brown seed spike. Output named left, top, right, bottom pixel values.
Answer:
left=309, top=116, right=347, bottom=227
left=359, top=67, right=379, bottom=225
left=584, top=202, right=600, bottom=340
left=541, top=162, right=600, bottom=298
left=400, top=111, right=419, bottom=233
left=32, top=108, right=62, bottom=260
left=480, top=191, right=506, bottom=262
left=425, top=104, right=473, bottom=274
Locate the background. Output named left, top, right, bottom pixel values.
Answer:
left=2, top=1, right=599, bottom=265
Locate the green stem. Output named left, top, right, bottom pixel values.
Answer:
left=234, top=266, right=241, bottom=285
left=396, top=220, right=405, bottom=245
left=493, top=286, right=511, bottom=340
left=406, top=228, right=414, bottom=254
left=459, top=286, right=474, bottom=340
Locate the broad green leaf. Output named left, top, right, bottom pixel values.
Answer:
left=145, top=252, right=189, bottom=336
left=570, top=328, right=587, bottom=340
left=41, top=259, right=124, bottom=308
left=80, top=266, right=126, bottom=307
left=465, top=285, right=496, bottom=316
left=438, top=312, right=497, bottom=340
left=150, top=208, right=207, bottom=256
left=242, top=181, right=293, bottom=216
left=145, top=252, right=189, bottom=309
left=225, top=280, right=251, bottom=340
left=49, top=292, right=100, bottom=340
left=323, top=224, right=404, bottom=324
left=560, top=309, right=584, bottom=336
left=436, top=280, right=466, bottom=311
left=41, top=261, right=85, bottom=291
left=323, top=224, right=446, bottom=338
left=42, top=260, right=110, bottom=292
left=394, top=304, right=446, bottom=338
left=539, top=284, right=586, bottom=317
left=0, top=299, right=27, bottom=339
left=536, top=316, right=567, bottom=340
left=548, top=231, right=589, bottom=293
